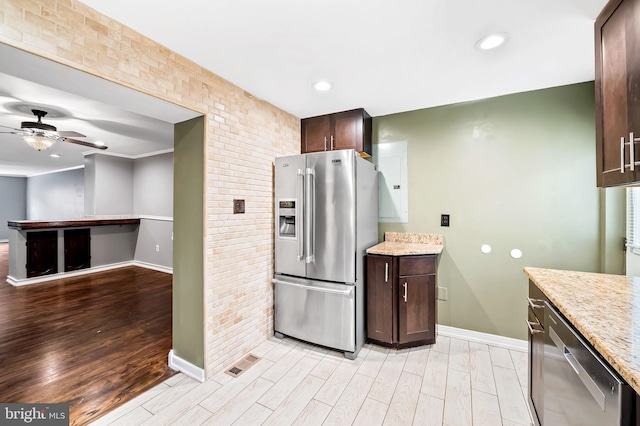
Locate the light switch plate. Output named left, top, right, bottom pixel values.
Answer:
left=437, top=287, right=448, bottom=301
left=233, top=199, right=245, bottom=214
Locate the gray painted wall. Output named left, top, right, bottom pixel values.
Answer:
left=27, top=168, right=84, bottom=220
left=134, top=152, right=173, bottom=216
left=133, top=152, right=173, bottom=268
left=134, top=219, right=173, bottom=268
left=375, top=82, right=606, bottom=341
left=85, top=154, right=134, bottom=216
left=0, top=176, right=26, bottom=240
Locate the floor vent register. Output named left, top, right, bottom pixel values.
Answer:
left=224, top=353, right=260, bottom=378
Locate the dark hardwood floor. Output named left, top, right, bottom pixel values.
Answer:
left=0, top=242, right=175, bottom=425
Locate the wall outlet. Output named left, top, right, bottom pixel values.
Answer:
left=437, top=286, right=448, bottom=301
left=441, top=214, right=450, bottom=227
left=156, top=245, right=160, bottom=252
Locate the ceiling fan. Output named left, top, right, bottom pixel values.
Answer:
left=0, top=109, right=108, bottom=151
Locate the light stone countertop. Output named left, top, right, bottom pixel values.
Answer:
left=366, top=232, right=444, bottom=256
left=524, top=267, right=640, bottom=395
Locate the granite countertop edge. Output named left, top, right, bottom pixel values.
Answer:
left=524, top=266, right=640, bottom=395
left=366, top=241, right=444, bottom=256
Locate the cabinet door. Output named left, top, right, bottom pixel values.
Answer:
left=301, top=115, right=330, bottom=153
left=64, top=228, right=91, bottom=272
left=596, top=0, right=640, bottom=186
left=398, top=274, right=435, bottom=344
left=26, top=231, right=58, bottom=278
left=332, top=110, right=363, bottom=152
left=366, top=255, right=395, bottom=344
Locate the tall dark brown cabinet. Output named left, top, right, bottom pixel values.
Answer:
left=64, top=228, right=91, bottom=272
left=26, top=231, right=58, bottom=278
left=301, top=108, right=372, bottom=157
left=595, top=0, right=640, bottom=186
left=366, top=254, right=437, bottom=347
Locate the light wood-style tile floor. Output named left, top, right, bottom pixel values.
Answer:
left=90, top=335, right=532, bottom=426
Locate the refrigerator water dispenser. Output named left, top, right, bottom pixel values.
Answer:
left=278, top=200, right=296, bottom=238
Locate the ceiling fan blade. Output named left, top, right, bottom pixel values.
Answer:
left=0, top=124, right=25, bottom=133
left=62, top=138, right=108, bottom=150
left=56, top=130, right=86, bottom=138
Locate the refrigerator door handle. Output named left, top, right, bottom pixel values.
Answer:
left=297, top=169, right=305, bottom=261
left=305, top=167, right=315, bottom=264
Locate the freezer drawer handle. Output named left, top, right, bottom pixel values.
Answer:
left=272, top=278, right=354, bottom=296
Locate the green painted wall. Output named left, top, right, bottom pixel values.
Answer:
left=375, top=82, right=617, bottom=340
left=173, top=116, right=205, bottom=367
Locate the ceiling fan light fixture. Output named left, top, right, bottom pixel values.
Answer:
left=23, top=135, right=56, bottom=151
left=475, top=32, right=509, bottom=50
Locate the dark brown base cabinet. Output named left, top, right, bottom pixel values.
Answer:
left=26, top=231, right=58, bottom=278
left=64, top=228, right=91, bottom=272
left=527, top=281, right=545, bottom=426
left=366, top=254, right=436, bottom=348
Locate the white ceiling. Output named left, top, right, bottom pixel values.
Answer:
left=0, top=44, right=199, bottom=177
left=1, top=0, right=609, bottom=176
left=81, top=0, right=608, bottom=118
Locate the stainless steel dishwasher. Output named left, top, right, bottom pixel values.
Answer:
left=543, top=302, right=633, bottom=425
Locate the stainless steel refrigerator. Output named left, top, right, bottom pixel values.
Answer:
left=273, top=149, right=378, bottom=359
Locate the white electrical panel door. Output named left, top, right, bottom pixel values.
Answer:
left=374, top=141, right=408, bottom=223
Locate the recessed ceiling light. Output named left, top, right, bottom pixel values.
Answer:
left=475, top=32, right=509, bottom=50
left=50, top=154, right=60, bottom=158
left=312, top=80, right=332, bottom=92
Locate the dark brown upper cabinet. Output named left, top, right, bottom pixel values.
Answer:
left=301, top=108, right=372, bottom=157
left=595, top=0, right=640, bottom=186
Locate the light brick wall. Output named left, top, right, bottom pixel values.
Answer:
left=0, top=0, right=300, bottom=375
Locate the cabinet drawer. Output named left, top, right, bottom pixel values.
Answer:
left=399, top=256, right=435, bottom=276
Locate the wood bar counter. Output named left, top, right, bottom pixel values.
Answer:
left=6, top=218, right=141, bottom=285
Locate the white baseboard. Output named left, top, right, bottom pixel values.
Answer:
left=437, top=324, right=528, bottom=352
left=168, top=350, right=205, bottom=382
left=0, top=239, right=7, bottom=243
left=6, top=261, right=135, bottom=286
left=6, top=261, right=173, bottom=286
left=133, top=260, right=173, bottom=274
